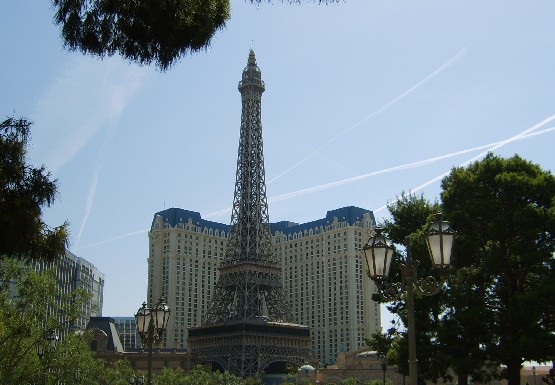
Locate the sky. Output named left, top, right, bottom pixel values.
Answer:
left=2, top=1, right=555, bottom=326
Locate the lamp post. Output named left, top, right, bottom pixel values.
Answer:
left=129, top=374, right=145, bottom=384
left=37, top=329, right=59, bottom=385
left=363, top=213, right=455, bottom=385
left=135, top=298, right=170, bottom=385
left=378, top=352, right=387, bottom=385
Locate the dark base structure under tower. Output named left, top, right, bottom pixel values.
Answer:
left=188, top=320, right=313, bottom=379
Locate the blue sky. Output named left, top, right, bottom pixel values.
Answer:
left=2, top=1, right=555, bottom=325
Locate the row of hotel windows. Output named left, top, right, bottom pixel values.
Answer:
left=154, top=218, right=370, bottom=242
left=273, top=220, right=368, bottom=243
left=156, top=222, right=229, bottom=238
left=152, top=228, right=368, bottom=256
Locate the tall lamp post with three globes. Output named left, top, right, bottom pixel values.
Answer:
left=135, top=298, right=170, bottom=385
left=363, top=213, right=455, bottom=385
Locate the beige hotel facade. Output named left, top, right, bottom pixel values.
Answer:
left=147, top=206, right=380, bottom=365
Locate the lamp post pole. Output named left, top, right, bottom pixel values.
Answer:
left=37, top=329, right=59, bottom=385
left=130, top=373, right=145, bottom=384
left=405, top=258, right=418, bottom=385
left=378, top=353, right=387, bottom=385
left=363, top=213, right=455, bottom=385
left=135, top=298, right=170, bottom=385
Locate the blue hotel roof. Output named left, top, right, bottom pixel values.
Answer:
left=270, top=206, right=375, bottom=234
left=152, top=208, right=230, bottom=232
left=153, top=206, right=374, bottom=235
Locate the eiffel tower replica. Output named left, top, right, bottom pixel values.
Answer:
left=188, top=50, right=313, bottom=379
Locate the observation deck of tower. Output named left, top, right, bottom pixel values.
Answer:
left=188, top=50, right=314, bottom=379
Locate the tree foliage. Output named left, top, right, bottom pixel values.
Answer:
left=51, top=0, right=231, bottom=71
left=0, top=261, right=101, bottom=385
left=365, top=328, right=396, bottom=366
left=152, top=367, right=188, bottom=385
left=50, top=0, right=338, bottom=70
left=191, top=365, right=245, bottom=385
left=381, top=194, right=451, bottom=384
left=101, top=359, right=138, bottom=385
left=50, top=332, right=106, bottom=385
left=0, top=117, right=68, bottom=262
left=441, top=153, right=555, bottom=385
left=381, top=155, right=555, bottom=385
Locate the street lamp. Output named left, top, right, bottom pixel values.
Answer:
left=37, top=329, right=59, bottom=358
left=129, top=374, right=145, bottom=384
left=37, top=329, right=59, bottom=385
left=135, top=298, right=170, bottom=385
left=377, top=352, right=387, bottom=385
left=363, top=213, right=455, bottom=385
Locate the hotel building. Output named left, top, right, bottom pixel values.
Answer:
left=32, top=251, right=105, bottom=331
left=147, top=206, right=380, bottom=365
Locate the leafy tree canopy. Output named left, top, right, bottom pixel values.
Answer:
left=380, top=155, right=555, bottom=385
left=0, top=260, right=101, bottom=385
left=52, top=0, right=230, bottom=71
left=381, top=194, right=450, bottom=384
left=441, top=153, right=555, bottom=385
left=365, top=328, right=396, bottom=365
left=0, top=117, right=68, bottom=262
left=51, top=0, right=337, bottom=71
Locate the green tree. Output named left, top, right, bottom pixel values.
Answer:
left=441, top=153, right=555, bottom=385
left=179, top=365, right=245, bottom=385
left=51, top=0, right=230, bottom=71
left=381, top=194, right=450, bottom=385
left=101, top=359, right=137, bottom=385
left=49, top=332, right=106, bottom=385
left=0, top=261, right=101, bottom=385
left=50, top=0, right=337, bottom=71
left=153, top=367, right=188, bottom=385
left=0, top=117, right=68, bottom=262
left=437, top=264, right=498, bottom=385
left=365, top=328, right=396, bottom=366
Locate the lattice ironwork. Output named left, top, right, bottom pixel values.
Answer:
left=203, top=49, right=293, bottom=325
left=189, top=50, right=313, bottom=378
left=189, top=321, right=313, bottom=378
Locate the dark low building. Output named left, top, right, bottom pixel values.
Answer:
left=85, top=317, right=192, bottom=372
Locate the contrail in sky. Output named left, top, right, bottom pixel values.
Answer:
left=71, top=60, right=148, bottom=250
left=75, top=171, right=100, bottom=249
left=74, top=47, right=469, bottom=248
left=81, top=123, right=555, bottom=249
left=267, top=48, right=468, bottom=185
left=372, top=115, right=555, bottom=215
left=77, top=229, right=149, bottom=251
left=206, top=124, right=555, bottom=220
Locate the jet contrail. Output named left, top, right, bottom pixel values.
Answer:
left=267, top=47, right=468, bottom=185
left=76, top=229, right=148, bottom=251
left=372, top=115, right=555, bottom=215
left=73, top=63, right=146, bottom=249
left=205, top=124, right=555, bottom=220
left=75, top=171, right=100, bottom=249
left=82, top=123, right=555, bottom=247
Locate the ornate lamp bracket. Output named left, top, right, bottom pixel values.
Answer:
left=414, top=274, right=446, bottom=296
left=374, top=278, right=404, bottom=302
left=373, top=258, right=449, bottom=300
